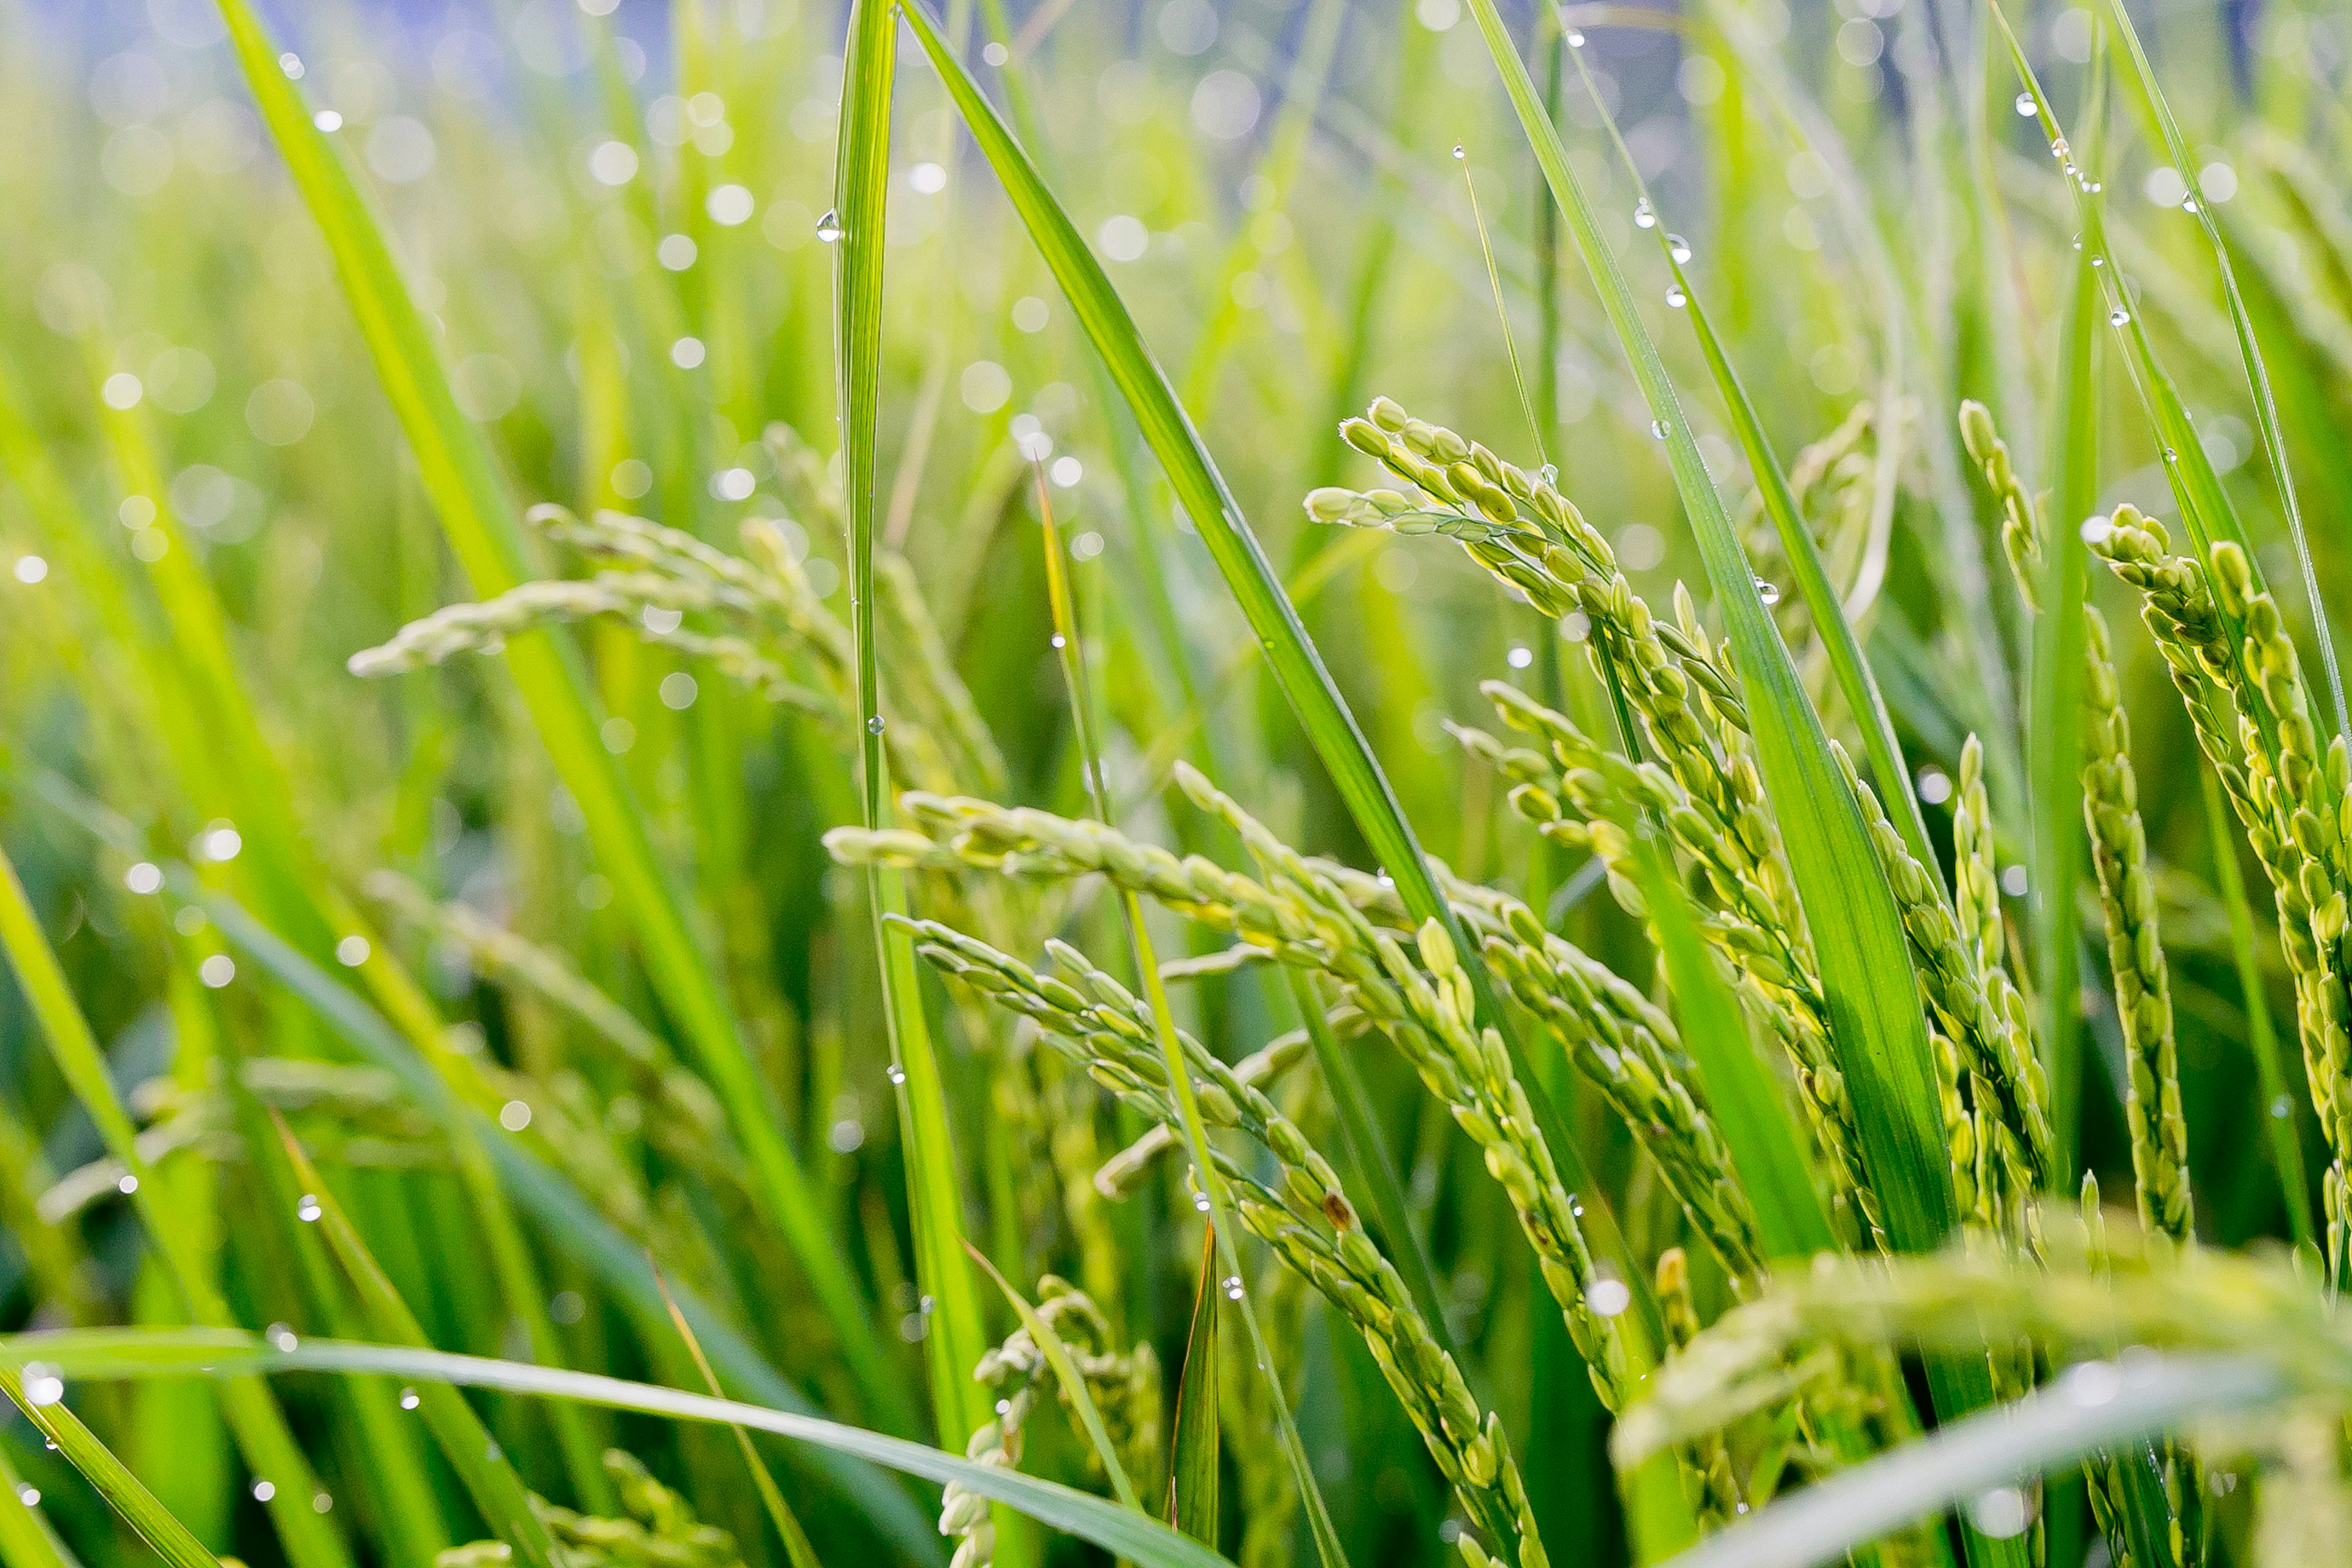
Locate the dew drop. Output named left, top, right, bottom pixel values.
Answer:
left=15, top=1484, right=38, bottom=1506
left=2273, top=1093, right=2293, bottom=1118
left=1222, top=1275, right=1246, bottom=1300
left=1049, top=633, right=1066, bottom=649
left=886, top=1065, right=907, bottom=1084
left=1537, top=462, right=1559, bottom=485
left=815, top=208, right=843, bottom=242
left=296, top=1194, right=322, bottom=1223
left=2182, top=197, right=2199, bottom=213
left=2049, top=137, right=2068, bottom=160
left=1665, top=287, right=1687, bottom=308
left=2162, top=446, right=2179, bottom=462
left=866, top=715, right=886, bottom=734
left=2014, top=91, right=2036, bottom=116
left=1649, top=418, right=1670, bottom=439
left=1193, top=1191, right=1212, bottom=1212
left=1755, top=578, right=1781, bottom=605
left=1666, top=233, right=1692, bottom=263
left=1452, top=143, right=1466, bottom=161
left=267, top=1323, right=298, bottom=1352
left=1633, top=197, right=1656, bottom=229
left=2090, top=254, right=2104, bottom=267
left=20, top=1365, right=62, bottom=1407
left=400, top=1388, right=421, bottom=1409
left=1566, top=29, right=1585, bottom=45
left=2109, top=307, right=2130, bottom=326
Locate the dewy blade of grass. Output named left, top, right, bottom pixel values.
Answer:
left=2030, top=74, right=2104, bottom=1189
left=1031, top=462, right=1350, bottom=1568
left=14, top=767, right=941, bottom=1565
left=0, top=1333, right=1239, bottom=1568
left=2201, top=771, right=2316, bottom=1250
left=1648, top=1355, right=2278, bottom=1568
left=1166, top=1230, right=1219, bottom=1540
left=1627, top=840, right=1835, bottom=1262
left=205, top=0, right=908, bottom=1431
left=963, top=1245, right=1142, bottom=1512
left=0, top=1366, right=215, bottom=1568
left=1697, top=0, right=2026, bottom=833
left=0, top=1441, right=80, bottom=1568
left=271, top=1123, right=559, bottom=1568
left=0, top=843, right=353, bottom=1568
left=648, top=1268, right=826, bottom=1568
left=833, top=0, right=991, bottom=1452
left=1556, top=35, right=1937, bottom=874
left=2098, top=0, right=2349, bottom=745
left=900, top=0, right=1665, bottom=1357
left=1463, top=0, right=1954, bottom=1254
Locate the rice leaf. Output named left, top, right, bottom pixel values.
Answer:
left=270, top=1123, right=559, bottom=1568
left=203, top=0, right=909, bottom=1433
left=1626, top=839, right=1835, bottom=1262
left=1166, top=1230, right=1220, bottom=1542
left=832, top=0, right=990, bottom=1450
left=1646, top=1355, right=2278, bottom=1568
left=0, top=1334, right=1239, bottom=1568
left=897, top=0, right=1660, bottom=1358
left=1557, top=36, right=1937, bottom=874
left=0, top=1442, right=81, bottom=1568
left=0, top=1366, right=214, bottom=1568
left=964, top=1246, right=1140, bottom=1512
left=2097, top=0, right=2350, bottom=744
left=0, top=840, right=358, bottom=1568
left=1460, top=0, right=1954, bottom=1255
left=10, top=771, right=940, bottom=1564
left=2201, top=771, right=2315, bottom=1250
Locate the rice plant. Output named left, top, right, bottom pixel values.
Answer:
left=6, top=0, right=2352, bottom=1566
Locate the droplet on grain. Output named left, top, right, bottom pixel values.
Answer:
left=1649, top=418, right=1671, bottom=439
left=866, top=714, right=886, bottom=734
left=814, top=208, right=843, bottom=242
left=1451, top=143, right=1465, bottom=160
left=1755, top=578, right=1782, bottom=605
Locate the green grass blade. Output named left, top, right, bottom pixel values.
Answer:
left=2097, top=0, right=2349, bottom=744
left=0, top=1334, right=1238, bottom=1568
left=2031, top=119, right=2105, bottom=1189
left=833, top=0, right=990, bottom=1451
left=0, top=1442, right=80, bottom=1568
left=12, top=773, right=940, bottom=1563
left=898, top=0, right=1661, bottom=1361
left=1030, top=458, right=1351, bottom=1568
left=1646, top=1355, right=2278, bottom=1568
left=1166, top=1231, right=1219, bottom=1540
left=963, top=1247, right=1140, bottom=1512
left=202, top=0, right=907, bottom=1433
left=0, top=1368, right=214, bottom=1568
left=648, top=1272, right=826, bottom=1568
left=1626, top=839, right=1835, bottom=1262
left=2201, top=771, right=2315, bottom=1249
left=0, top=845, right=353, bottom=1568
left=1556, top=41, right=1936, bottom=875
left=1461, top=0, right=1954, bottom=1253
left=271, top=1124, right=560, bottom=1568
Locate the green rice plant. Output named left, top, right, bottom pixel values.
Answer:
left=14, top=0, right=2352, bottom=1566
